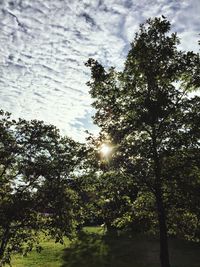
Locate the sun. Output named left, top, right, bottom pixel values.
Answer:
left=100, top=143, right=112, bottom=156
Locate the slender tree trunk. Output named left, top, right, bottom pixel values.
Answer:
left=0, top=227, right=10, bottom=266
left=105, top=220, right=117, bottom=235
left=152, top=134, right=170, bottom=267
left=155, top=190, right=170, bottom=267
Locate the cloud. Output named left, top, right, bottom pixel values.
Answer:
left=0, top=0, right=199, bottom=142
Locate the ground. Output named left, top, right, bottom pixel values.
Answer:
left=8, top=227, right=200, bottom=267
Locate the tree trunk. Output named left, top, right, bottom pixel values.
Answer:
left=152, top=133, right=170, bottom=267
left=156, top=191, right=170, bottom=267
left=105, top=221, right=117, bottom=235
left=0, top=227, right=10, bottom=265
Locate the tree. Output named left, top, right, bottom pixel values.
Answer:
left=86, top=17, right=200, bottom=267
left=0, top=110, right=82, bottom=265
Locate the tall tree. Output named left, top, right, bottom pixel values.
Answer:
left=86, top=17, right=200, bottom=267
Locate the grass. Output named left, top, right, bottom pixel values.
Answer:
left=62, top=231, right=200, bottom=267
left=8, top=236, right=70, bottom=267
left=8, top=227, right=200, bottom=267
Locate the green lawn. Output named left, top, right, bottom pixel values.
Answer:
left=8, top=237, right=70, bottom=267
left=8, top=227, right=200, bottom=267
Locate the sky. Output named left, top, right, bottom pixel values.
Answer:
left=0, top=0, right=199, bottom=142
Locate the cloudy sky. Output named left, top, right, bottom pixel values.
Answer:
left=0, top=0, right=199, bottom=142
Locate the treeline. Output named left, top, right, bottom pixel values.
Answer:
left=0, top=17, right=200, bottom=267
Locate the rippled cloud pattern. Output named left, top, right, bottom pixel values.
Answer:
left=0, top=0, right=199, bottom=141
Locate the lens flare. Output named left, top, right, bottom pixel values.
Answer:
left=100, top=144, right=112, bottom=156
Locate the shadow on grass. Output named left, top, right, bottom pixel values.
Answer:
left=61, top=231, right=160, bottom=267
left=61, top=232, right=108, bottom=267
left=61, top=231, right=200, bottom=267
